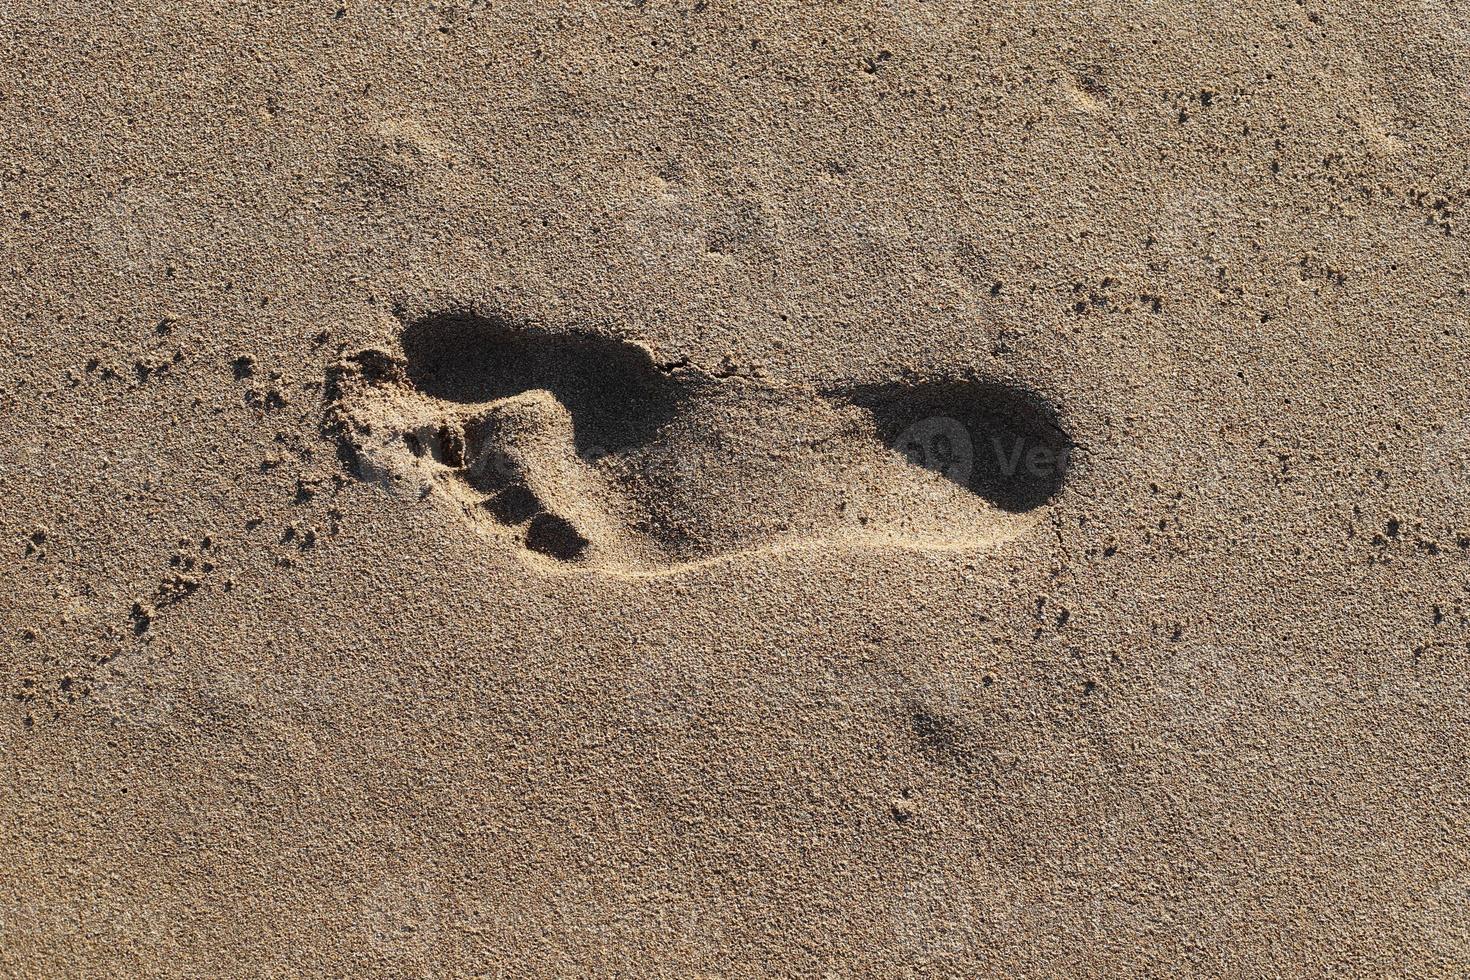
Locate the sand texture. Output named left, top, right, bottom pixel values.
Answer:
left=3, top=2, right=1470, bottom=976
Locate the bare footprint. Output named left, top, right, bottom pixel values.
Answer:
left=326, top=312, right=1071, bottom=575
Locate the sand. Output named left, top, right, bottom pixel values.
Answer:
left=4, top=1, right=1469, bottom=976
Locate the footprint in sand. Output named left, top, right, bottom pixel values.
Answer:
left=326, top=312, right=1072, bottom=575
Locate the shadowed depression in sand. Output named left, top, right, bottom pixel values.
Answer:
left=328, top=311, right=1072, bottom=573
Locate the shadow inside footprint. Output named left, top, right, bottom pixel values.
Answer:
left=330, top=311, right=1073, bottom=574
left=400, top=312, right=684, bottom=457
left=837, top=380, right=1071, bottom=513
left=524, top=512, right=590, bottom=562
